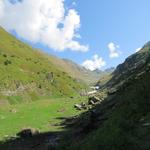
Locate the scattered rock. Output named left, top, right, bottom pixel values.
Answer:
left=9, top=109, right=17, bottom=113
left=74, top=102, right=88, bottom=110
left=46, top=72, right=54, bottom=82
left=57, top=108, right=65, bottom=112
left=87, top=90, right=97, bottom=96
left=88, top=100, right=95, bottom=105
left=74, top=104, right=82, bottom=110
left=17, top=128, right=39, bottom=138
left=88, top=96, right=100, bottom=105
left=81, top=102, right=88, bottom=109
left=142, top=122, right=150, bottom=126
left=80, top=92, right=87, bottom=96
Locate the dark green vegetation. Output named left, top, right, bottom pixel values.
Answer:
left=56, top=42, right=150, bottom=150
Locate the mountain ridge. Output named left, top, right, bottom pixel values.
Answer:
left=57, top=41, right=150, bottom=150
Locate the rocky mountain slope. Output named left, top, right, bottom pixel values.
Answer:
left=44, top=56, right=103, bottom=85
left=58, top=42, right=150, bottom=150
left=107, top=42, right=150, bottom=89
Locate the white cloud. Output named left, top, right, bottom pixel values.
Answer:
left=0, top=0, right=88, bottom=52
left=0, top=0, right=4, bottom=19
left=108, top=42, right=121, bottom=58
left=135, top=47, right=141, bottom=52
left=82, top=54, right=106, bottom=71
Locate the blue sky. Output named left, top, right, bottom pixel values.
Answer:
left=1, top=0, right=150, bottom=70
left=74, top=0, right=150, bottom=68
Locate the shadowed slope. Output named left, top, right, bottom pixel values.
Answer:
left=56, top=42, right=150, bottom=150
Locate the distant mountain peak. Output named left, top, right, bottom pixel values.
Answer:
left=104, top=67, right=115, bottom=73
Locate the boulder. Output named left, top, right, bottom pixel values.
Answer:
left=74, top=104, right=82, bottom=110
left=81, top=102, right=88, bottom=109
left=17, top=128, right=39, bottom=138
left=88, top=100, right=95, bottom=105
left=46, top=72, right=54, bottom=82
left=74, top=102, right=88, bottom=110
left=88, top=96, right=100, bottom=105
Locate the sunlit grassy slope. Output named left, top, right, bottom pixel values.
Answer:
left=0, top=27, right=87, bottom=104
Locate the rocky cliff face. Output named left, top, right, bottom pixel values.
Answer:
left=107, top=42, right=150, bottom=89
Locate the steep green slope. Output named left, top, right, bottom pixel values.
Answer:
left=0, top=27, right=86, bottom=104
left=58, top=42, right=150, bottom=150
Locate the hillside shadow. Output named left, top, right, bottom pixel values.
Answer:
left=0, top=109, right=96, bottom=150
left=0, top=94, right=116, bottom=150
left=0, top=111, right=88, bottom=150
left=0, top=130, right=62, bottom=150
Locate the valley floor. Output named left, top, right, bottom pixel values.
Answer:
left=0, top=97, right=87, bottom=141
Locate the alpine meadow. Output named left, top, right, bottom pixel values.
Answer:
left=0, top=0, right=150, bottom=150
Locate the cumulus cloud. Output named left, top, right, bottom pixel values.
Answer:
left=0, top=0, right=88, bottom=52
left=108, top=42, right=121, bottom=58
left=135, top=47, right=141, bottom=52
left=82, top=54, right=106, bottom=71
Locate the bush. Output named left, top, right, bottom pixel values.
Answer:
left=4, top=60, right=12, bottom=65
left=3, top=54, right=7, bottom=57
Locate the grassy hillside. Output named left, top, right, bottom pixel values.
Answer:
left=2, top=25, right=149, bottom=150
left=0, top=27, right=86, bottom=104
left=42, top=55, right=102, bottom=85
left=57, top=42, right=150, bottom=150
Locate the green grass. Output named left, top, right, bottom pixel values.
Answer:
left=0, top=27, right=87, bottom=103
left=0, top=96, right=87, bottom=141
